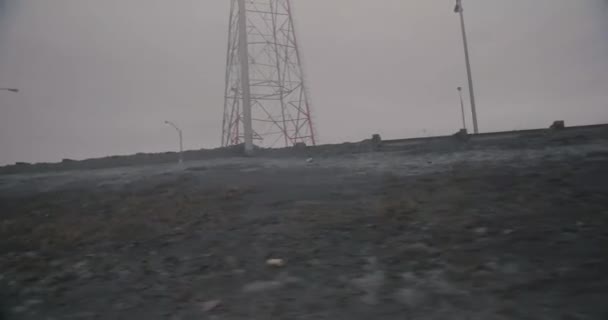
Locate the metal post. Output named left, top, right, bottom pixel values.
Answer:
left=457, top=87, right=467, bottom=131
left=237, top=0, right=254, bottom=155
left=164, top=121, right=183, bottom=164
left=178, top=130, right=183, bottom=163
left=455, top=0, right=479, bottom=134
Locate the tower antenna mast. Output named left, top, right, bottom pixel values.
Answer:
left=222, top=0, right=316, bottom=151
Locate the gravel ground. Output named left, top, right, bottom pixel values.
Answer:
left=1, top=142, right=608, bottom=319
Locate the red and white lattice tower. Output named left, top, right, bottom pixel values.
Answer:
left=222, top=0, right=316, bottom=153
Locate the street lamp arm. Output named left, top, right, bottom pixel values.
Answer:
left=164, top=120, right=182, bottom=134
left=164, top=120, right=184, bottom=164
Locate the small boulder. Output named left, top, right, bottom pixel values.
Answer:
left=266, top=258, right=285, bottom=267
left=201, top=299, right=222, bottom=312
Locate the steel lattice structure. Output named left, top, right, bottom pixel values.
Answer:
left=222, top=0, right=316, bottom=150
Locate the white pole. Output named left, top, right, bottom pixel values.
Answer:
left=457, top=87, right=467, bottom=131
left=178, top=130, right=183, bottom=164
left=237, top=0, right=254, bottom=155
left=456, top=0, right=479, bottom=134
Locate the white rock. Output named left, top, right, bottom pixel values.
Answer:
left=201, top=299, right=222, bottom=312
left=266, top=258, right=285, bottom=267
left=474, top=227, right=488, bottom=235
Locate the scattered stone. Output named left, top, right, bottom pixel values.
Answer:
left=400, top=270, right=466, bottom=296
left=266, top=258, right=285, bottom=267
left=363, top=257, right=379, bottom=271
left=405, top=242, right=436, bottom=253
left=24, top=251, right=38, bottom=258
left=225, top=256, right=239, bottom=269
left=394, top=288, right=428, bottom=307
left=351, top=271, right=385, bottom=305
left=499, top=262, right=520, bottom=275
left=502, top=229, right=514, bottom=235
left=242, top=273, right=299, bottom=293
left=483, top=261, right=499, bottom=271
left=307, top=259, right=322, bottom=266
left=401, top=272, right=417, bottom=283
left=25, top=299, right=42, bottom=307
left=276, top=272, right=299, bottom=283
left=116, top=269, right=132, bottom=279
left=187, top=166, right=208, bottom=172
left=72, top=261, right=93, bottom=280
left=112, top=301, right=130, bottom=311
left=201, top=299, right=222, bottom=312
left=12, top=305, right=28, bottom=313
left=49, top=260, right=63, bottom=268
left=474, top=227, right=488, bottom=235
left=306, top=158, right=314, bottom=164
left=232, top=268, right=246, bottom=275
left=242, top=280, right=283, bottom=293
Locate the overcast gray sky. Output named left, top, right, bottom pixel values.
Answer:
left=1, top=0, right=607, bottom=164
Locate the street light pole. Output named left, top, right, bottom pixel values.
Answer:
left=164, top=120, right=183, bottom=164
left=455, top=0, right=479, bottom=134
left=457, top=87, right=467, bottom=131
